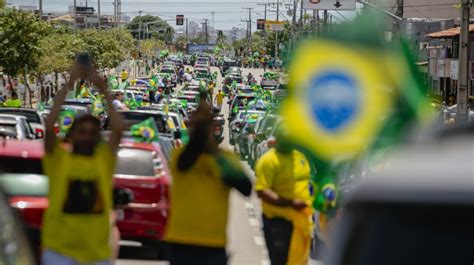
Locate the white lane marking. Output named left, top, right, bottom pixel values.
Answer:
left=119, top=240, right=142, bottom=247
left=249, top=217, right=260, bottom=227
left=254, top=236, right=265, bottom=246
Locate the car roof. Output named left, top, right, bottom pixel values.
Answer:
left=0, top=139, right=44, bottom=159
left=347, top=135, right=474, bottom=206
left=0, top=108, right=38, bottom=113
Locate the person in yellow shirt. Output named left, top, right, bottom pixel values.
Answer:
left=42, top=63, right=123, bottom=265
left=3, top=93, right=21, bottom=107
left=255, top=126, right=314, bottom=265
left=215, top=89, right=225, bottom=110
left=165, top=94, right=252, bottom=265
left=120, top=69, right=128, bottom=82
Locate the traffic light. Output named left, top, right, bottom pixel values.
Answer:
left=176, top=15, right=184, bottom=26
left=257, top=19, right=265, bottom=30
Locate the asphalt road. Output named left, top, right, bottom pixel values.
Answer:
left=117, top=67, right=322, bottom=265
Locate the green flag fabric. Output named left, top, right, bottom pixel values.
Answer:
left=131, top=117, right=160, bottom=143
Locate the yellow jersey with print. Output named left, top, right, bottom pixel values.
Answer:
left=255, top=148, right=312, bottom=220
left=42, top=142, right=116, bottom=262
left=165, top=148, right=241, bottom=248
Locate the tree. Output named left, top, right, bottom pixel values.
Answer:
left=0, top=0, right=5, bottom=8
left=79, top=28, right=134, bottom=69
left=127, top=14, right=174, bottom=43
left=191, top=32, right=208, bottom=44
left=174, top=36, right=188, bottom=52
left=0, top=8, right=49, bottom=106
left=141, top=39, right=166, bottom=58
left=0, top=8, right=49, bottom=78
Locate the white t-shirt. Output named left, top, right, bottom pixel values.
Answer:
left=112, top=99, right=126, bottom=110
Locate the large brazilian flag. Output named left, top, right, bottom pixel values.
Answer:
left=280, top=11, right=432, bottom=215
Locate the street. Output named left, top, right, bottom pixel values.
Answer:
left=117, top=67, right=321, bottom=265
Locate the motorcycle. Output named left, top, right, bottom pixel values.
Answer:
left=212, top=106, right=225, bottom=144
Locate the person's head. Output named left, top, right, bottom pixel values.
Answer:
left=218, top=89, right=221, bottom=93
left=11, top=93, right=18, bottom=100
left=67, top=115, right=102, bottom=156
left=274, top=124, right=293, bottom=154
left=115, top=91, right=124, bottom=102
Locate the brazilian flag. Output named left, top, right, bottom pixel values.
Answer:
left=131, top=118, right=160, bottom=143
left=280, top=11, right=431, bottom=215
left=58, top=109, right=76, bottom=135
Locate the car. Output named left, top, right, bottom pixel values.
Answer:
left=0, top=108, right=45, bottom=138
left=0, top=173, right=48, bottom=256
left=194, top=63, right=211, bottom=72
left=228, top=94, right=257, bottom=120
left=183, top=55, right=191, bottom=65
left=228, top=110, right=265, bottom=145
left=254, top=119, right=282, bottom=161
left=325, top=125, right=474, bottom=265
left=116, top=110, right=172, bottom=134
left=247, top=114, right=280, bottom=167
left=114, top=142, right=171, bottom=251
left=223, top=75, right=244, bottom=94
left=194, top=67, right=210, bottom=79
left=235, top=118, right=259, bottom=160
left=0, top=114, right=36, bottom=140
left=195, top=57, right=210, bottom=67
left=159, top=68, right=178, bottom=87
left=225, top=66, right=242, bottom=77
left=0, top=189, right=37, bottom=265
left=220, top=60, right=238, bottom=75
left=63, top=98, right=93, bottom=112
left=169, top=57, right=183, bottom=68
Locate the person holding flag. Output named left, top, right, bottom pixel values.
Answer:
left=165, top=93, right=252, bottom=265
left=255, top=126, right=314, bottom=265
left=42, top=62, right=123, bottom=265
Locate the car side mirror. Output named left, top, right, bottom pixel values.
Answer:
left=113, top=188, right=134, bottom=207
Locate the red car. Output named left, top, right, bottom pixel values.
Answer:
left=0, top=140, right=46, bottom=256
left=114, top=142, right=171, bottom=248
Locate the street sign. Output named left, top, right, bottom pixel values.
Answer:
left=302, top=0, right=356, bottom=11
left=265, top=20, right=287, bottom=31
left=257, top=19, right=265, bottom=30
left=176, top=15, right=184, bottom=26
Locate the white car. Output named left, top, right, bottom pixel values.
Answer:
left=0, top=114, right=36, bottom=140
left=0, top=108, right=45, bottom=138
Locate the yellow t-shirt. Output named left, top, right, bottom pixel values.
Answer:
left=42, top=142, right=116, bottom=262
left=255, top=148, right=312, bottom=220
left=216, top=93, right=224, bottom=105
left=121, top=71, right=128, bottom=81
left=165, top=148, right=240, bottom=248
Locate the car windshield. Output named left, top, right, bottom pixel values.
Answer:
left=257, top=116, right=278, bottom=134
left=0, top=157, right=43, bottom=174
left=0, top=174, right=48, bottom=197
left=161, top=69, right=175, bottom=74
left=120, top=112, right=167, bottom=132
left=0, top=110, right=40, bottom=123
left=0, top=124, right=18, bottom=138
left=115, top=148, right=155, bottom=177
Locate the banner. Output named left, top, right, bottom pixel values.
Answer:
left=265, top=20, right=287, bottom=31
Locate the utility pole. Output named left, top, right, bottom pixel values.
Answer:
left=323, top=10, right=328, bottom=33
left=139, top=11, right=143, bottom=41
left=395, top=0, right=404, bottom=30
left=275, top=0, right=280, bottom=60
left=39, top=0, right=42, bottom=19
left=97, top=0, right=101, bottom=29
left=73, top=0, right=77, bottom=29
left=203, top=19, right=209, bottom=44
left=185, top=18, right=189, bottom=42
left=241, top=18, right=250, bottom=54
left=258, top=3, right=268, bottom=48
left=300, top=0, right=304, bottom=28
left=243, top=7, right=253, bottom=41
left=457, top=0, right=470, bottom=122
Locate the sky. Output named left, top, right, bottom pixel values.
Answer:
left=7, top=0, right=359, bottom=30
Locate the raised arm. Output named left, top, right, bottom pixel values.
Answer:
left=91, top=71, right=123, bottom=153
left=44, top=72, right=77, bottom=153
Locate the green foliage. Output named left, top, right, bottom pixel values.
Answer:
left=79, top=28, right=134, bottom=69
left=190, top=32, right=208, bottom=44
left=0, top=8, right=49, bottom=77
left=126, top=14, right=174, bottom=43
left=174, top=36, right=188, bottom=52
left=141, top=38, right=166, bottom=57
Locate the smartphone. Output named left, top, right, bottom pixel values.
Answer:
left=76, top=53, right=92, bottom=67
